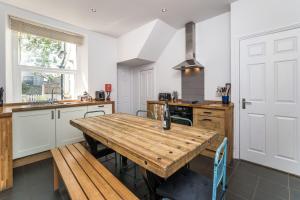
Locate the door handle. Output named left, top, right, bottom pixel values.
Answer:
left=58, top=110, right=61, bottom=119
left=51, top=111, right=54, bottom=120
left=242, top=98, right=252, bottom=109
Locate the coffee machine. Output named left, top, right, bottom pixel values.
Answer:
left=95, top=90, right=105, bottom=101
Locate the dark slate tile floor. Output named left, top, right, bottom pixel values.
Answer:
left=0, top=154, right=299, bottom=200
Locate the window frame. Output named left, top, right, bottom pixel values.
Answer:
left=12, top=31, right=78, bottom=102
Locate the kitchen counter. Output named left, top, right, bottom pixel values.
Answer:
left=0, top=100, right=115, bottom=118
left=147, top=100, right=233, bottom=110
left=0, top=99, right=115, bottom=192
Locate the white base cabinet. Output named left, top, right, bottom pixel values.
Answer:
left=56, top=106, right=87, bottom=147
left=13, top=109, right=56, bottom=159
left=12, top=104, right=113, bottom=159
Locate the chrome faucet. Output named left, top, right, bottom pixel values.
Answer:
left=50, top=88, right=55, bottom=104
left=50, top=87, right=64, bottom=104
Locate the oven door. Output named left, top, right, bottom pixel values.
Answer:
left=169, top=106, right=193, bottom=126
left=171, top=115, right=193, bottom=126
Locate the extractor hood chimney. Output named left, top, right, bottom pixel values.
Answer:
left=173, top=22, right=204, bottom=70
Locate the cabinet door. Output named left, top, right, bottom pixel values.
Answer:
left=56, top=106, right=87, bottom=147
left=87, top=104, right=112, bottom=117
left=13, top=109, right=56, bottom=159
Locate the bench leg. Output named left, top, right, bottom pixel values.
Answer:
left=53, top=162, right=60, bottom=192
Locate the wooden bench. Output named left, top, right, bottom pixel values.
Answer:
left=51, top=143, right=139, bottom=200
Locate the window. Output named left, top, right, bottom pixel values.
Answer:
left=13, top=32, right=77, bottom=102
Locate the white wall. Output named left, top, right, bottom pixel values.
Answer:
left=138, top=20, right=176, bottom=62
left=196, top=12, right=231, bottom=100
left=0, top=2, right=117, bottom=102
left=231, top=0, right=300, bottom=37
left=230, top=0, right=300, bottom=158
left=153, top=29, right=185, bottom=97
left=88, top=32, right=117, bottom=100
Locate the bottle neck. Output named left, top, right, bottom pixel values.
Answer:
left=164, top=104, right=168, bottom=112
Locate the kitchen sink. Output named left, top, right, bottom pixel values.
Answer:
left=28, top=101, right=78, bottom=106
left=53, top=102, right=77, bottom=105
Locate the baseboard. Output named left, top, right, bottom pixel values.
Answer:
left=13, top=151, right=52, bottom=168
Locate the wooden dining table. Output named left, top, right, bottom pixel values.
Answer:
left=70, top=113, right=218, bottom=179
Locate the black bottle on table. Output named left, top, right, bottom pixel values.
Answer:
left=162, top=101, right=171, bottom=130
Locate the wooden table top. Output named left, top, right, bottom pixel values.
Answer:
left=70, top=113, right=218, bottom=178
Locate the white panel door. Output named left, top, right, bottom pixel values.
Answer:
left=240, top=28, right=300, bottom=175
left=13, top=109, right=56, bottom=159
left=139, top=69, right=154, bottom=112
left=56, top=106, right=87, bottom=147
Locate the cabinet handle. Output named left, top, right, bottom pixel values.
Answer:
left=203, top=111, right=212, bottom=114
left=58, top=110, right=61, bottom=119
left=201, top=119, right=212, bottom=122
left=98, top=105, right=104, bottom=108
left=51, top=111, right=54, bottom=119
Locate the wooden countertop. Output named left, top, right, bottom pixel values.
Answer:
left=0, top=100, right=115, bottom=118
left=71, top=113, right=218, bottom=178
left=147, top=100, right=234, bottom=110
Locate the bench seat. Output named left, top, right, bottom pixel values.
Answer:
left=51, top=143, right=139, bottom=200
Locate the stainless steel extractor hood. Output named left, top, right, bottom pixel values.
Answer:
left=173, top=22, right=204, bottom=70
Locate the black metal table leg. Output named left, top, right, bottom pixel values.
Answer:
left=141, top=170, right=164, bottom=200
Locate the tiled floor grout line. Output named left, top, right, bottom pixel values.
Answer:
left=250, top=176, right=260, bottom=200
left=228, top=191, right=248, bottom=200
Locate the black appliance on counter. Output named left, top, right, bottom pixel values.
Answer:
left=95, top=90, right=105, bottom=101
left=0, top=87, right=3, bottom=107
left=169, top=105, right=193, bottom=126
left=158, top=93, right=171, bottom=101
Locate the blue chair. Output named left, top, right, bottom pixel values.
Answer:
left=156, top=138, right=228, bottom=200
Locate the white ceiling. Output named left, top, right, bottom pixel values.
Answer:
left=0, top=0, right=232, bottom=37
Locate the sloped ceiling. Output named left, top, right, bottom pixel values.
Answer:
left=117, top=19, right=176, bottom=66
